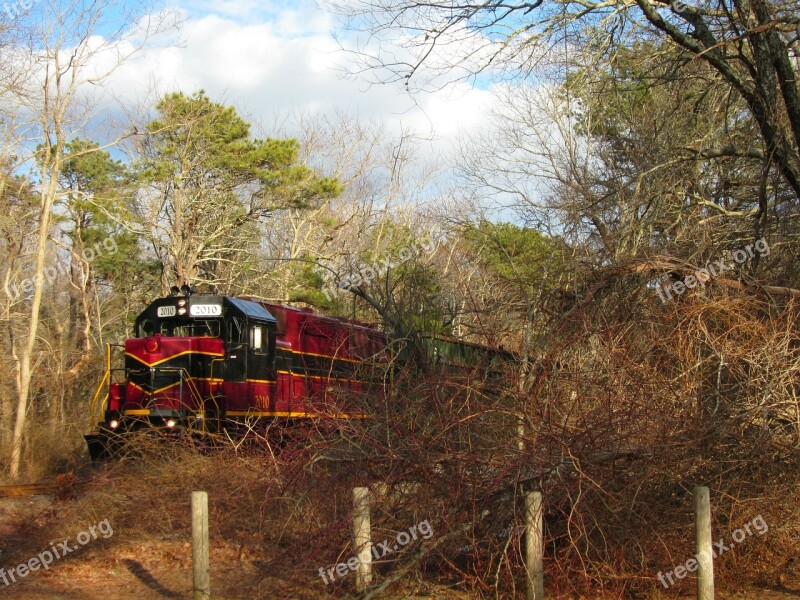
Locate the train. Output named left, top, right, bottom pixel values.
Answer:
left=85, top=289, right=511, bottom=459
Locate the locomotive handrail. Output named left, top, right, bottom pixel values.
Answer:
left=88, top=370, right=109, bottom=426
left=207, top=357, right=225, bottom=427
left=88, top=343, right=112, bottom=428
left=180, top=368, right=204, bottom=407
left=87, top=343, right=126, bottom=428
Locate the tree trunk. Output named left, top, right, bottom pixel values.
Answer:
left=9, top=156, right=60, bottom=479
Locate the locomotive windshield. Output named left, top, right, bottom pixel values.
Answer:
left=137, top=318, right=222, bottom=338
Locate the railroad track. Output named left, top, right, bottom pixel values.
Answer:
left=0, top=482, right=56, bottom=498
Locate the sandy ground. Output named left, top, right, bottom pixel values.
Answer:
left=0, top=496, right=254, bottom=599
left=0, top=495, right=453, bottom=599
left=2, top=496, right=800, bottom=599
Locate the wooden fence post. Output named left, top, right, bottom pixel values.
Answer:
left=694, top=486, right=714, bottom=600
left=353, top=486, right=373, bottom=592
left=525, top=491, right=545, bottom=600
left=192, top=491, right=210, bottom=600
left=517, top=416, right=526, bottom=452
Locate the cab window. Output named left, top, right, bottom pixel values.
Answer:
left=251, top=325, right=263, bottom=351
left=138, top=319, right=155, bottom=338
left=228, top=317, right=244, bottom=346
left=249, top=322, right=274, bottom=356
left=156, top=319, right=221, bottom=337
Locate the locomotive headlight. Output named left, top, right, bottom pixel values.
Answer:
left=109, top=419, right=119, bottom=430
left=177, top=307, right=187, bottom=315
left=177, top=299, right=187, bottom=307
left=166, top=419, right=177, bottom=428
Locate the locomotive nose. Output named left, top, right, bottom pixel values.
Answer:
left=122, top=335, right=224, bottom=422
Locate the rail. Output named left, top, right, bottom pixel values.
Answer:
left=0, top=482, right=56, bottom=498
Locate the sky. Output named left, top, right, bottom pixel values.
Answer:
left=94, top=0, right=500, bottom=158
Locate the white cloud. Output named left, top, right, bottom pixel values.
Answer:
left=92, top=1, right=500, bottom=156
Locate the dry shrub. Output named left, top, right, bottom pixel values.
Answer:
left=497, top=288, right=800, bottom=597
left=296, top=288, right=800, bottom=598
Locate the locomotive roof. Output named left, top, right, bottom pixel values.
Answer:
left=242, top=297, right=382, bottom=332
left=227, top=297, right=276, bottom=322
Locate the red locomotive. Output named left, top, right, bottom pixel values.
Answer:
left=85, top=290, right=390, bottom=458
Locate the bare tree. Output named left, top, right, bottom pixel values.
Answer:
left=326, top=0, right=800, bottom=198
left=3, top=0, right=175, bottom=479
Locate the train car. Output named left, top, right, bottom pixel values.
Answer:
left=85, top=292, right=390, bottom=459
left=420, top=334, right=515, bottom=379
